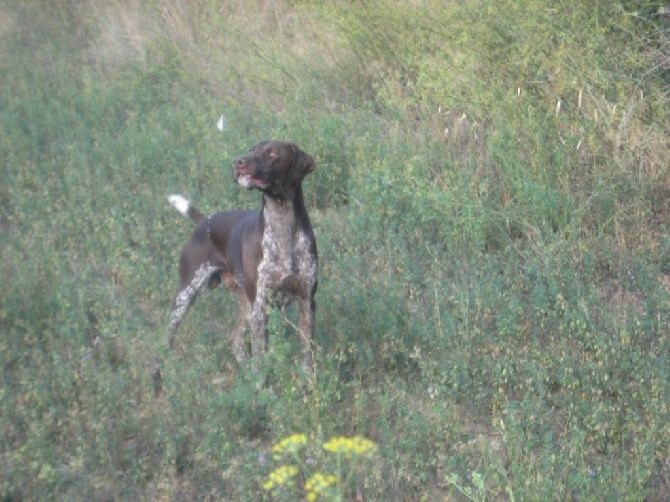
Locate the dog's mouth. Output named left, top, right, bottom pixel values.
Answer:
left=234, top=172, right=270, bottom=189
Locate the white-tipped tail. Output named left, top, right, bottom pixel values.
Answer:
left=168, top=194, right=190, bottom=216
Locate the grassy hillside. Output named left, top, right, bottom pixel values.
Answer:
left=1, top=1, right=668, bottom=499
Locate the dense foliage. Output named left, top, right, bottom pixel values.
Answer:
left=1, top=1, right=668, bottom=499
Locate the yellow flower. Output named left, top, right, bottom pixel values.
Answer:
left=305, top=472, right=336, bottom=501
left=305, top=472, right=336, bottom=491
left=322, top=435, right=377, bottom=456
left=272, top=433, right=308, bottom=455
left=262, top=464, right=299, bottom=491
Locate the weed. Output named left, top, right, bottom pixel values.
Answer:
left=1, top=0, right=668, bottom=499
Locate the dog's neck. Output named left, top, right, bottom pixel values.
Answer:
left=261, top=186, right=308, bottom=235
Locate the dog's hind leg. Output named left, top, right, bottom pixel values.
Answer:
left=168, top=262, right=219, bottom=348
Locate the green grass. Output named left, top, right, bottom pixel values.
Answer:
left=1, top=1, right=668, bottom=499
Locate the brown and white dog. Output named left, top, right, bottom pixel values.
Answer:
left=168, top=141, right=317, bottom=371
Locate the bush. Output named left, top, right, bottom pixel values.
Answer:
left=1, top=0, right=668, bottom=499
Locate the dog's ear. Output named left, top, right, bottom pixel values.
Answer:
left=291, top=144, right=315, bottom=176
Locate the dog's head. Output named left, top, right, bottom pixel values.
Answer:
left=233, top=141, right=315, bottom=199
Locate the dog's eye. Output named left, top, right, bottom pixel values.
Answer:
left=266, top=150, right=278, bottom=159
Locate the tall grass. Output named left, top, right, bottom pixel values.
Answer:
left=1, top=0, right=668, bottom=499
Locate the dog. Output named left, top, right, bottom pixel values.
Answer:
left=168, top=141, right=317, bottom=372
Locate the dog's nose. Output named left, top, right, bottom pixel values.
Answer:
left=234, top=158, right=251, bottom=178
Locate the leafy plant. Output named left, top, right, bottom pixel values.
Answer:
left=1, top=0, right=668, bottom=499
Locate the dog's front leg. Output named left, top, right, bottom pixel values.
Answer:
left=230, top=293, right=251, bottom=363
left=248, top=290, right=269, bottom=359
left=297, top=297, right=315, bottom=373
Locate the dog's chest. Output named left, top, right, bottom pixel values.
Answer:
left=257, top=209, right=316, bottom=300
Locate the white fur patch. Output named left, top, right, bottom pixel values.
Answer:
left=236, top=175, right=254, bottom=189
left=235, top=174, right=268, bottom=189
left=168, top=194, right=190, bottom=216
left=169, top=262, right=218, bottom=330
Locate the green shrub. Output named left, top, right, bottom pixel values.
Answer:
left=1, top=0, right=668, bottom=499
